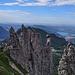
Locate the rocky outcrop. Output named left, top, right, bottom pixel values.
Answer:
left=7, top=24, right=53, bottom=75
left=58, top=43, right=75, bottom=75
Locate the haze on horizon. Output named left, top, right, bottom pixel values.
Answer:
left=0, top=0, right=75, bottom=25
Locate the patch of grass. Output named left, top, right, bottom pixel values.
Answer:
left=0, top=66, right=13, bottom=75
left=0, top=52, right=20, bottom=75
left=7, top=53, right=27, bottom=75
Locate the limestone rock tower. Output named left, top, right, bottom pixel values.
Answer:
left=8, top=24, right=53, bottom=75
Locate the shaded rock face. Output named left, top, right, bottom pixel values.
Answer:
left=58, top=43, right=75, bottom=75
left=8, top=24, right=53, bottom=75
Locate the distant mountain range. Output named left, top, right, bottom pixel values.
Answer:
left=1, top=23, right=75, bottom=36
left=0, top=26, right=9, bottom=41
left=31, top=25, right=62, bottom=37
left=0, top=23, right=21, bottom=31
left=31, top=25, right=75, bottom=37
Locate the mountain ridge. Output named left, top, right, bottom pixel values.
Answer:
left=0, top=26, right=9, bottom=41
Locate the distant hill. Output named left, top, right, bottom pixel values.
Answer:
left=17, top=27, right=67, bottom=49
left=31, top=25, right=75, bottom=37
left=0, top=26, right=9, bottom=41
left=0, top=23, right=21, bottom=31
left=31, top=25, right=62, bottom=37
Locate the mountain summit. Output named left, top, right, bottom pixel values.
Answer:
left=7, top=24, right=53, bottom=75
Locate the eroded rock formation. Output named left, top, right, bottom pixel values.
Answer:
left=8, top=24, right=53, bottom=75
left=58, top=43, right=75, bottom=75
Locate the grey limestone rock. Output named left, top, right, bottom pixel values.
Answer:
left=58, top=43, right=75, bottom=75
left=8, top=24, right=53, bottom=75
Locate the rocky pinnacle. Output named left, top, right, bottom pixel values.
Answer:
left=8, top=24, right=53, bottom=75
left=58, top=43, right=75, bottom=75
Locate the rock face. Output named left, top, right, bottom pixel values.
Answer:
left=58, top=43, right=75, bottom=75
left=8, top=24, right=53, bottom=75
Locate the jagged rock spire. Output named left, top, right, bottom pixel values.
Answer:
left=9, top=26, right=19, bottom=48
left=46, top=34, right=51, bottom=46
left=9, top=27, right=15, bottom=34
left=21, top=24, right=26, bottom=32
left=58, top=43, right=75, bottom=75
left=20, top=24, right=27, bottom=39
left=8, top=24, right=53, bottom=75
left=9, top=27, right=16, bottom=39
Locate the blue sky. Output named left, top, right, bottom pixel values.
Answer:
left=0, top=0, right=75, bottom=25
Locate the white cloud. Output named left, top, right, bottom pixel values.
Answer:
left=53, top=0, right=75, bottom=6
left=0, top=2, right=19, bottom=6
left=0, top=0, right=25, bottom=6
left=19, top=0, right=75, bottom=6
left=1, top=0, right=75, bottom=6
left=0, top=10, right=31, bottom=23
left=20, top=2, right=51, bottom=6
left=0, top=9, right=75, bottom=25
left=0, top=10, right=31, bottom=15
left=19, top=0, right=52, bottom=6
